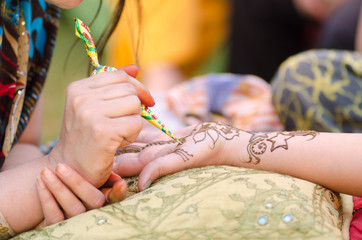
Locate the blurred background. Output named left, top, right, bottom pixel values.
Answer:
left=42, top=0, right=230, bottom=143
left=42, top=0, right=359, bottom=143
left=42, top=1, right=117, bottom=143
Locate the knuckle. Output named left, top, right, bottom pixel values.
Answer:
left=88, top=193, right=106, bottom=209
left=129, top=95, right=141, bottom=110
left=71, top=94, right=86, bottom=110
left=48, top=213, right=65, bottom=225
left=47, top=176, right=63, bottom=190
left=90, top=122, right=105, bottom=139
left=77, top=107, right=94, bottom=125
left=67, top=203, right=86, bottom=217
left=123, top=82, right=137, bottom=95
left=150, top=161, right=165, bottom=180
left=66, top=88, right=86, bottom=111
left=115, top=69, right=128, bottom=81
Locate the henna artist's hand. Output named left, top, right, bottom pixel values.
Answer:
left=48, top=65, right=155, bottom=188
left=113, top=122, right=243, bottom=190
left=36, top=164, right=127, bottom=228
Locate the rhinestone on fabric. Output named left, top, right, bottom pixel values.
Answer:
left=283, top=214, right=293, bottom=223
left=257, top=216, right=268, bottom=225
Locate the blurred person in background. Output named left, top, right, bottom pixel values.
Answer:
left=228, top=0, right=353, bottom=82
left=106, top=0, right=230, bottom=92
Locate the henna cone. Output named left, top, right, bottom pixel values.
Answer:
left=141, top=105, right=181, bottom=143
left=74, top=18, right=181, bottom=144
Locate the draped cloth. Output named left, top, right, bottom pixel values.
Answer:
left=0, top=0, right=60, bottom=168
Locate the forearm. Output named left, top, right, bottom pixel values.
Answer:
left=230, top=131, right=362, bottom=197
left=0, top=147, right=57, bottom=233
left=1, top=143, right=44, bottom=170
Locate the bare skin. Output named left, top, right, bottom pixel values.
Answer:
left=33, top=65, right=143, bottom=228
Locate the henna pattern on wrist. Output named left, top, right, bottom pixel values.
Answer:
left=246, top=131, right=319, bottom=164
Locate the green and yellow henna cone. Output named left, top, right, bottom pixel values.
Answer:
left=74, top=18, right=181, bottom=144
left=140, top=105, right=181, bottom=142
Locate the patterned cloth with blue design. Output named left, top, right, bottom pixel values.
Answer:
left=0, top=0, right=59, bottom=238
left=0, top=0, right=59, bottom=167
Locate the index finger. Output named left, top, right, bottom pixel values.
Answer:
left=138, top=152, right=189, bottom=190
left=135, top=131, right=167, bottom=143
left=89, top=70, right=155, bottom=107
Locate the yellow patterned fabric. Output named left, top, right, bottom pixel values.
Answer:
left=272, top=50, right=362, bottom=132
left=13, top=166, right=351, bottom=240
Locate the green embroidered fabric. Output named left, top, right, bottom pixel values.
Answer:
left=13, top=166, right=348, bottom=240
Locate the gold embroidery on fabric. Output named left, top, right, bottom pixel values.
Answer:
left=2, top=11, right=28, bottom=157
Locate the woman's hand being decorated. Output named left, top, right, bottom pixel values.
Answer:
left=113, top=122, right=243, bottom=190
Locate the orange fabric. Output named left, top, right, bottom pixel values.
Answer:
left=106, top=0, right=230, bottom=79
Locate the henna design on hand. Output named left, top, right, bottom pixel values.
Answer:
left=116, top=122, right=241, bottom=164
left=116, top=145, right=144, bottom=155
left=246, top=131, right=319, bottom=164
left=191, top=122, right=241, bottom=149
left=173, top=122, right=241, bottom=161
left=115, top=140, right=176, bottom=156
left=173, top=149, right=194, bottom=162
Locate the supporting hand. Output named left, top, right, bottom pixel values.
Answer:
left=36, top=164, right=127, bottom=228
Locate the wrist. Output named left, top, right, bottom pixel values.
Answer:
left=46, top=144, right=65, bottom=170
left=222, top=128, right=250, bottom=167
left=205, top=122, right=249, bottom=167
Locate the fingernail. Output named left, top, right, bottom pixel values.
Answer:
left=56, top=163, right=68, bottom=176
left=143, top=180, right=152, bottom=190
left=37, top=178, right=45, bottom=189
left=41, top=168, right=54, bottom=181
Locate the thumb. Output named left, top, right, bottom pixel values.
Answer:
left=101, top=179, right=127, bottom=204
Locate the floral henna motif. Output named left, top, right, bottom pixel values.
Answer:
left=172, top=122, right=241, bottom=161
left=246, top=131, right=319, bottom=164
left=192, top=122, right=241, bottom=149
left=116, top=122, right=240, bottom=163
left=173, top=149, right=194, bottom=162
